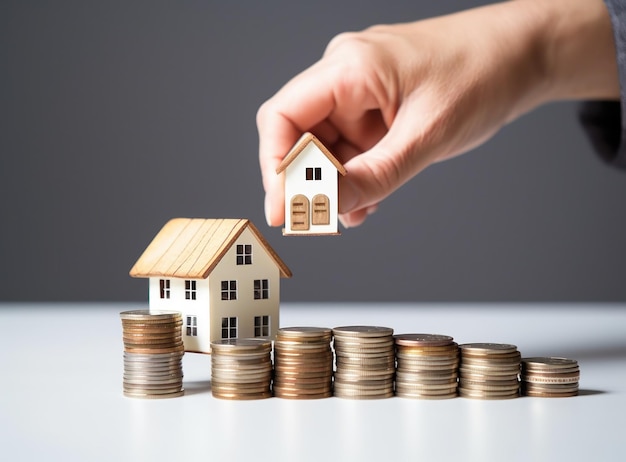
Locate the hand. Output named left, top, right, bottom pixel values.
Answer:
left=257, top=0, right=618, bottom=228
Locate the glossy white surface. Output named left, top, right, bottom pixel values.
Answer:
left=1, top=303, right=625, bottom=461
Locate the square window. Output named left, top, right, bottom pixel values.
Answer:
left=306, top=167, right=313, bottom=180
left=314, top=167, right=322, bottom=180
left=221, top=317, right=238, bottom=339
left=254, top=315, right=270, bottom=338
left=220, top=280, right=237, bottom=300
left=185, top=316, right=198, bottom=337
left=185, top=280, right=197, bottom=300
left=236, top=244, right=252, bottom=265
left=254, top=279, right=269, bottom=300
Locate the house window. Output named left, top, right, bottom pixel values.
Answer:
left=254, top=279, right=269, bottom=299
left=221, top=280, right=237, bottom=300
left=221, top=317, right=237, bottom=339
left=306, top=167, right=322, bottom=181
left=159, top=279, right=170, bottom=299
left=236, top=244, right=252, bottom=265
left=186, top=315, right=198, bottom=336
left=254, top=315, right=270, bottom=337
left=185, top=280, right=197, bottom=300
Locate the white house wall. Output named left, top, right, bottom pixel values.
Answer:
left=284, top=142, right=339, bottom=234
left=148, top=277, right=210, bottom=353
left=208, top=227, right=281, bottom=343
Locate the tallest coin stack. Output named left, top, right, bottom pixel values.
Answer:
left=120, top=310, right=185, bottom=399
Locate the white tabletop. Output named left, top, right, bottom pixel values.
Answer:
left=1, top=303, right=625, bottom=462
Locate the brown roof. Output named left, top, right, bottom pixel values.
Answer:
left=129, top=218, right=292, bottom=279
left=276, top=132, right=347, bottom=175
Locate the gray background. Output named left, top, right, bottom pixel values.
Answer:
left=2, top=0, right=626, bottom=303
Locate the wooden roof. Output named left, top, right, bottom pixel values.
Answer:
left=129, top=218, right=292, bottom=279
left=276, top=132, right=347, bottom=175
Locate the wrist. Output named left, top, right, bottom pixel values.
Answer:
left=522, top=0, right=619, bottom=102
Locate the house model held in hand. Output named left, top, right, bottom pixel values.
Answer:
left=276, top=132, right=347, bottom=235
left=129, top=218, right=292, bottom=354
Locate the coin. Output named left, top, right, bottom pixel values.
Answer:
left=333, top=326, right=394, bottom=338
left=458, top=343, right=520, bottom=400
left=459, top=343, right=518, bottom=355
left=520, top=357, right=580, bottom=397
left=120, top=310, right=184, bottom=399
left=273, top=326, right=334, bottom=400
left=394, top=333, right=458, bottom=400
left=394, top=334, right=454, bottom=347
left=332, top=325, right=395, bottom=399
left=210, top=338, right=273, bottom=400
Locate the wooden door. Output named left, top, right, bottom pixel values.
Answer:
left=312, top=194, right=330, bottom=225
left=290, top=194, right=310, bottom=230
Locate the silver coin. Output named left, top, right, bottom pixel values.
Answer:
left=394, top=333, right=454, bottom=347
left=333, top=326, right=394, bottom=338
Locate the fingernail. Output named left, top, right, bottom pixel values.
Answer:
left=338, top=215, right=349, bottom=229
left=366, top=205, right=378, bottom=215
left=264, top=196, right=273, bottom=227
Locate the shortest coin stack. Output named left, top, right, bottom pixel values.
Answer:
left=273, top=327, right=334, bottom=399
left=521, top=357, right=580, bottom=397
left=211, top=339, right=273, bottom=400
left=333, top=326, right=395, bottom=399
left=394, top=334, right=459, bottom=399
left=459, top=343, right=521, bottom=400
left=120, top=310, right=184, bottom=399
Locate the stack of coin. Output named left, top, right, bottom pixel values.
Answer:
left=333, top=326, right=395, bottom=399
left=458, top=343, right=521, bottom=399
left=394, top=333, right=459, bottom=399
left=273, top=327, right=334, bottom=399
left=521, top=357, right=580, bottom=397
left=120, top=310, right=184, bottom=399
left=210, top=339, right=272, bottom=400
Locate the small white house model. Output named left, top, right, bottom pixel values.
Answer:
left=129, top=218, right=292, bottom=354
left=276, top=132, right=347, bottom=235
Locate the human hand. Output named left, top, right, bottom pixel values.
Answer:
left=257, top=0, right=618, bottom=228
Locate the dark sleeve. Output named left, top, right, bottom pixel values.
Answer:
left=579, top=0, right=626, bottom=169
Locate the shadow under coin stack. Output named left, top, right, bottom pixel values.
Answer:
left=521, top=357, right=580, bottom=397
left=332, top=326, right=395, bottom=399
left=210, top=339, right=272, bottom=400
left=458, top=343, right=521, bottom=400
left=120, top=310, right=184, bottom=399
left=273, top=327, right=334, bottom=399
left=394, top=334, right=459, bottom=399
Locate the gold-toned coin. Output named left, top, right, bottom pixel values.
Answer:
left=522, top=357, right=578, bottom=370
left=395, top=390, right=457, bottom=400
left=458, top=388, right=519, bottom=400
left=212, top=391, right=272, bottom=400
left=124, top=389, right=185, bottom=399
left=120, top=310, right=182, bottom=321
